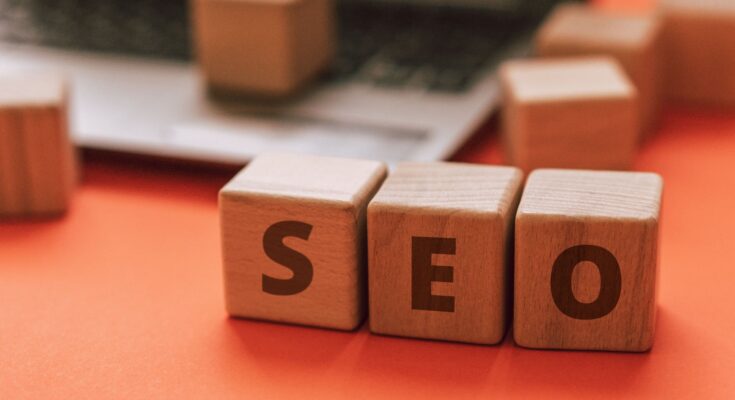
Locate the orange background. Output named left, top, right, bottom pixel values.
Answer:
left=2, top=0, right=735, bottom=398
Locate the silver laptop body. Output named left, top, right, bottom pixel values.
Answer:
left=0, top=0, right=561, bottom=164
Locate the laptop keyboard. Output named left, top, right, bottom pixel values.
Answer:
left=0, top=0, right=191, bottom=59
left=0, top=0, right=546, bottom=93
left=334, top=4, right=540, bottom=92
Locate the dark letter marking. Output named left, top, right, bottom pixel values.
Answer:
left=412, top=237, right=456, bottom=312
left=262, top=221, right=313, bottom=296
left=550, top=245, right=622, bottom=320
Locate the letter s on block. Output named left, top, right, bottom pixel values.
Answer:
left=550, top=244, right=622, bottom=320
left=262, top=221, right=314, bottom=296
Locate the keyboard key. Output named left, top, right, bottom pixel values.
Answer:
left=430, top=69, right=472, bottom=92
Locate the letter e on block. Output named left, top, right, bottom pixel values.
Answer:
left=219, top=153, right=386, bottom=330
left=368, top=162, right=523, bottom=344
left=514, top=169, right=663, bottom=352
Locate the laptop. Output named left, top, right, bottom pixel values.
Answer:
left=0, top=0, right=562, bottom=165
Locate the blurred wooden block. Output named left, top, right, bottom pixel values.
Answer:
left=0, top=73, right=75, bottom=217
left=660, top=0, right=735, bottom=106
left=192, top=0, right=334, bottom=97
left=219, top=153, right=386, bottom=330
left=367, top=162, right=523, bottom=344
left=514, top=169, right=663, bottom=352
left=536, top=4, right=663, bottom=138
left=501, top=57, right=638, bottom=172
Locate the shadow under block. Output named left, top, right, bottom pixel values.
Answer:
left=514, top=169, right=663, bottom=352
left=501, top=57, right=638, bottom=173
left=219, top=153, right=386, bottom=330
left=192, top=0, right=334, bottom=97
left=660, top=0, right=735, bottom=106
left=536, top=3, right=663, bottom=137
left=0, top=74, right=75, bottom=216
left=367, top=162, right=523, bottom=344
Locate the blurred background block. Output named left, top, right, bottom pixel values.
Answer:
left=660, top=0, right=735, bottom=107
left=500, top=56, right=638, bottom=172
left=536, top=3, right=662, bottom=139
left=192, top=0, right=335, bottom=97
left=0, top=73, right=75, bottom=216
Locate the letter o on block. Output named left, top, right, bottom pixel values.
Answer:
left=550, top=245, right=622, bottom=320
left=219, top=153, right=386, bottom=331
left=514, top=169, right=663, bottom=352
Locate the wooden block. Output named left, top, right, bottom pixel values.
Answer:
left=536, top=4, right=663, bottom=138
left=219, top=153, right=386, bottom=330
left=192, top=0, right=334, bottom=97
left=660, top=0, right=735, bottom=106
left=0, top=73, right=75, bottom=217
left=501, top=57, right=639, bottom=173
left=514, top=169, right=663, bottom=352
left=367, top=162, right=523, bottom=344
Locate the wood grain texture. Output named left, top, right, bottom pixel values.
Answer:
left=0, top=73, right=75, bottom=217
left=660, top=0, right=735, bottom=106
left=367, top=162, right=523, bottom=344
left=501, top=57, right=639, bottom=173
left=219, top=153, right=386, bottom=330
left=514, top=169, right=663, bottom=352
left=536, top=3, right=663, bottom=138
left=192, top=0, right=334, bottom=97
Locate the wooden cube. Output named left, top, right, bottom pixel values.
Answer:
left=219, top=153, right=386, bottom=330
left=501, top=57, right=639, bottom=173
left=367, top=162, right=523, bottom=344
left=514, top=169, right=663, bottom=352
left=192, top=0, right=334, bottom=97
left=0, top=73, right=75, bottom=217
left=660, top=0, right=735, bottom=106
left=536, top=4, right=663, bottom=138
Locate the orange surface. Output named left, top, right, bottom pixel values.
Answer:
left=3, top=111, right=734, bottom=400
left=3, top=4, right=735, bottom=400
